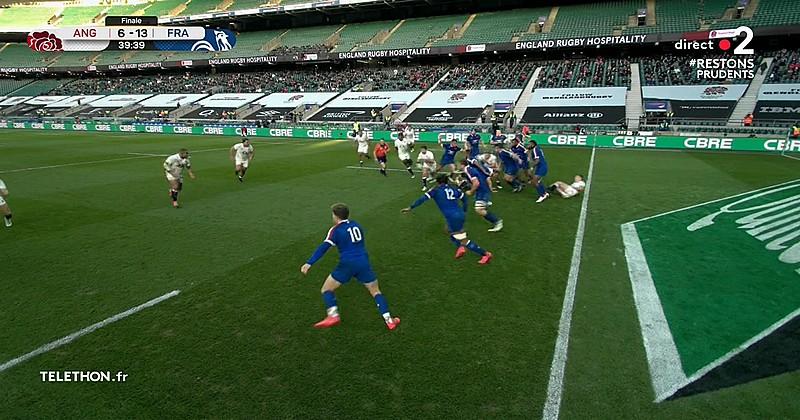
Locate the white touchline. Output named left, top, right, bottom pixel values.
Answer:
left=542, top=147, right=596, bottom=420
left=0, top=290, right=180, bottom=373
left=621, top=223, right=688, bottom=402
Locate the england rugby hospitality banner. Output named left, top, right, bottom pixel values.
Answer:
left=522, top=87, right=627, bottom=124
left=753, top=84, right=800, bottom=120
left=2, top=121, right=798, bottom=154
left=406, top=89, right=523, bottom=123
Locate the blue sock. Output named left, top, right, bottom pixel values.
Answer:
left=374, top=293, right=390, bottom=318
left=466, top=240, right=487, bottom=256
left=483, top=212, right=499, bottom=224
left=322, top=290, right=338, bottom=316
left=511, top=179, right=521, bottom=189
left=449, top=235, right=462, bottom=248
left=536, top=183, right=546, bottom=196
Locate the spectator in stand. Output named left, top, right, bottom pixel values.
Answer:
left=792, top=122, right=800, bottom=139
left=743, top=113, right=754, bottom=127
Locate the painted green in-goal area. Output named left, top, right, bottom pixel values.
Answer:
left=624, top=180, right=800, bottom=401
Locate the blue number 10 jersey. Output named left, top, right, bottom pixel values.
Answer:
left=324, top=220, right=369, bottom=262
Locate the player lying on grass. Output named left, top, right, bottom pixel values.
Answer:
left=548, top=175, right=586, bottom=198
left=394, top=132, right=415, bottom=178
left=495, top=144, right=524, bottom=193
left=459, top=159, right=503, bottom=232
left=417, top=145, right=436, bottom=191
left=300, top=203, right=400, bottom=330
left=0, top=178, right=12, bottom=228
left=374, top=139, right=390, bottom=177
left=402, top=174, right=493, bottom=265
left=230, top=137, right=255, bottom=182
left=527, top=140, right=550, bottom=203
left=353, top=129, right=370, bottom=167
left=163, top=148, right=195, bottom=208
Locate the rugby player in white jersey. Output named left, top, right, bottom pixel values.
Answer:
left=416, top=145, right=436, bottom=191
left=549, top=175, right=586, bottom=198
left=164, top=148, right=196, bottom=208
left=0, top=178, right=12, bottom=227
left=230, top=137, right=255, bottom=182
left=477, top=152, right=502, bottom=191
left=403, top=124, right=416, bottom=145
left=353, top=129, right=370, bottom=167
left=394, top=132, right=415, bottom=178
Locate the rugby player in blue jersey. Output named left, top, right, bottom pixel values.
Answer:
left=401, top=174, right=493, bottom=264
left=301, top=203, right=400, bottom=330
left=459, top=159, right=503, bottom=232
left=527, top=140, right=550, bottom=203
left=494, top=143, right=524, bottom=192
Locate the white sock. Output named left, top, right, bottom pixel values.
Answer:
left=382, top=313, right=392, bottom=322
left=327, top=306, right=339, bottom=317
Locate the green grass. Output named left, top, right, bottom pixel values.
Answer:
left=1, top=131, right=798, bottom=418
left=0, top=130, right=584, bottom=418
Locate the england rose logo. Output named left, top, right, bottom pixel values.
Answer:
left=27, top=31, right=63, bottom=52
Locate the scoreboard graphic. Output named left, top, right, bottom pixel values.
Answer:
left=26, top=16, right=237, bottom=52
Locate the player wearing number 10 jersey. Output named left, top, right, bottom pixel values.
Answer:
left=301, top=203, right=400, bottom=330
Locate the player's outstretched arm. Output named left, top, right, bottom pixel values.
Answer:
left=304, top=241, right=332, bottom=273
left=229, top=146, right=236, bottom=161
left=187, top=169, right=196, bottom=180
left=0, top=188, right=8, bottom=197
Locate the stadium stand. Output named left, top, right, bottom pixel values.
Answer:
left=224, top=0, right=269, bottom=11
left=437, top=61, right=537, bottom=90
left=0, top=6, right=58, bottom=29
left=142, top=0, right=186, bottom=17
left=434, top=9, right=547, bottom=46
left=765, top=49, right=800, bottom=83
left=125, top=51, right=177, bottom=64
left=57, top=6, right=107, bottom=26
left=358, top=65, right=448, bottom=91
left=710, top=0, right=800, bottom=29
left=0, top=44, right=56, bottom=68
left=104, top=3, right=149, bottom=16
left=213, top=30, right=282, bottom=58
left=357, top=15, right=467, bottom=51
left=277, top=25, right=340, bottom=49
left=625, top=0, right=699, bottom=34
left=10, top=78, right=69, bottom=96
left=180, top=0, right=224, bottom=16
left=536, top=57, right=631, bottom=88
left=524, top=1, right=644, bottom=40
left=0, top=78, right=33, bottom=95
left=51, top=51, right=98, bottom=67
left=333, top=21, right=398, bottom=52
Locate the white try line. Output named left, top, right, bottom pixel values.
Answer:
left=542, top=147, right=596, bottom=420
left=625, top=178, right=800, bottom=225
left=621, top=222, right=688, bottom=401
left=0, top=290, right=180, bottom=373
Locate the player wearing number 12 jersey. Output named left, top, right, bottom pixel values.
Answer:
left=402, top=174, right=493, bottom=264
left=301, top=203, right=400, bottom=330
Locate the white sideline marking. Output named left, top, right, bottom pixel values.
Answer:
left=781, top=153, right=800, bottom=162
left=657, top=306, right=800, bottom=401
left=542, top=147, right=596, bottom=420
left=0, top=290, right=180, bottom=373
left=621, top=223, right=688, bottom=401
left=127, top=152, right=167, bottom=157
left=345, top=165, right=419, bottom=173
left=626, top=178, right=800, bottom=225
